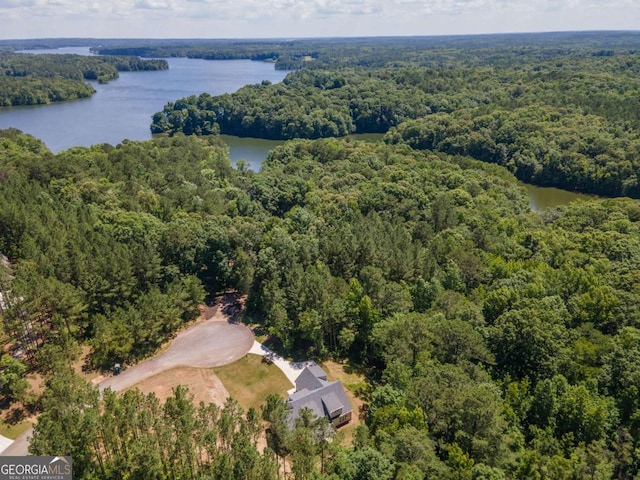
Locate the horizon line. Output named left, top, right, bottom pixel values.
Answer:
left=1, top=29, right=640, bottom=43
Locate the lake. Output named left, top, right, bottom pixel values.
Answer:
left=1, top=48, right=590, bottom=211
left=220, top=133, right=386, bottom=172
left=523, top=183, right=597, bottom=212
left=0, top=47, right=288, bottom=153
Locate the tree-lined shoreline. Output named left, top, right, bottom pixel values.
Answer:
left=0, top=53, right=168, bottom=106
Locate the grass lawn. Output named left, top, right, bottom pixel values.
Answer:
left=321, top=360, right=368, bottom=397
left=0, top=420, right=31, bottom=440
left=213, top=354, right=292, bottom=411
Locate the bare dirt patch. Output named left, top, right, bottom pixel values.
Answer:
left=1, top=371, right=44, bottom=435
left=25, top=372, right=45, bottom=398
left=128, top=366, right=230, bottom=407
left=200, top=292, right=246, bottom=323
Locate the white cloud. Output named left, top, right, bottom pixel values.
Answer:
left=134, top=0, right=173, bottom=10
left=0, top=0, right=638, bottom=38
left=0, top=0, right=35, bottom=7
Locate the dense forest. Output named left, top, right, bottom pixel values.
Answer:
left=1, top=126, right=640, bottom=478
left=0, top=53, right=168, bottom=106
left=150, top=37, right=640, bottom=197
left=1, top=31, right=640, bottom=479
left=91, top=31, right=640, bottom=69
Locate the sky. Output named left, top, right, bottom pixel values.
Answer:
left=0, top=0, right=638, bottom=39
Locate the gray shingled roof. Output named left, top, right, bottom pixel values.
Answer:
left=321, top=391, right=343, bottom=416
left=288, top=366, right=352, bottom=424
left=295, top=367, right=325, bottom=392
left=307, top=364, right=328, bottom=380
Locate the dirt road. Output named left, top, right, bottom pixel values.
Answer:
left=1, top=296, right=254, bottom=456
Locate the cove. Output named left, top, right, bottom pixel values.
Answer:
left=220, top=133, right=386, bottom=172
left=522, top=183, right=597, bottom=212
left=0, top=47, right=288, bottom=153
left=222, top=135, right=593, bottom=212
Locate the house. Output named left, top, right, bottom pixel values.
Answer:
left=287, top=365, right=353, bottom=428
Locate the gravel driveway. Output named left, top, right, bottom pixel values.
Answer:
left=100, top=319, right=254, bottom=392
left=1, top=300, right=254, bottom=457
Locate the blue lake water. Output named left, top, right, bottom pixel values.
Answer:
left=0, top=47, right=288, bottom=153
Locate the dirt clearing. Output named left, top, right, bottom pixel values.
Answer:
left=127, top=366, right=230, bottom=406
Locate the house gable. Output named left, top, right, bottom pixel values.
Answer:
left=295, top=367, right=325, bottom=392
left=321, top=391, right=343, bottom=419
